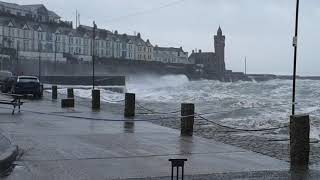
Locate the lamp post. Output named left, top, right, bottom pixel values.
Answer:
left=16, top=42, right=19, bottom=75
left=38, top=37, right=41, bottom=81
left=54, top=32, right=58, bottom=73
left=292, top=0, right=300, bottom=115
left=244, top=56, right=247, bottom=75
left=92, top=21, right=97, bottom=89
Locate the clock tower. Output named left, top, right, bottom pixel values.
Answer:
left=214, top=26, right=226, bottom=74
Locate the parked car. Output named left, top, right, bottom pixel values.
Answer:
left=1, top=76, right=17, bottom=93
left=11, top=76, right=43, bottom=98
left=0, top=70, right=13, bottom=86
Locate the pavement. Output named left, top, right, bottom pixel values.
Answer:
left=0, top=93, right=315, bottom=179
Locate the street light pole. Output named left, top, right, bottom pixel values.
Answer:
left=292, top=0, right=300, bottom=115
left=38, top=40, right=41, bottom=81
left=54, top=33, right=57, bottom=73
left=92, top=21, right=97, bottom=89
left=244, top=56, right=247, bottom=75
left=16, top=43, right=19, bottom=75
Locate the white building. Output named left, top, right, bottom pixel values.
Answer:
left=153, top=46, right=190, bottom=64
left=0, top=17, right=154, bottom=63
left=0, top=2, right=190, bottom=66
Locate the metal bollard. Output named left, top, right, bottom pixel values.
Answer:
left=181, top=103, right=194, bottom=136
left=290, top=114, right=310, bottom=170
left=67, top=88, right=74, bottom=98
left=92, top=89, right=100, bottom=110
left=52, top=85, right=57, bottom=100
left=61, top=98, right=74, bottom=108
left=124, top=93, right=135, bottom=117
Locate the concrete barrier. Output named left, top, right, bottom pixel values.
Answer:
left=124, top=93, right=135, bottom=117
left=61, top=98, right=74, bottom=108
left=52, top=85, right=57, bottom=100
left=67, top=88, right=74, bottom=98
left=92, top=89, right=100, bottom=110
left=290, top=114, right=310, bottom=170
left=181, top=103, right=194, bottom=136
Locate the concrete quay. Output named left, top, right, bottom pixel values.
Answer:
left=0, top=93, right=311, bottom=179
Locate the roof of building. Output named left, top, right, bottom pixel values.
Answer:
left=189, top=52, right=215, bottom=59
left=0, top=2, right=61, bottom=19
left=0, top=16, right=70, bottom=33
left=48, top=10, right=60, bottom=18
left=154, top=46, right=185, bottom=53
left=0, top=1, right=26, bottom=11
left=22, top=4, right=61, bottom=18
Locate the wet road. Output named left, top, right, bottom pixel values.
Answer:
left=0, top=94, right=292, bottom=179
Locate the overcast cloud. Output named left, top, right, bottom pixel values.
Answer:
left=6, top=0, right=320, bottom=75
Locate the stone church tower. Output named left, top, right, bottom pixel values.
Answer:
left=214, top=26, right=226, bottom=74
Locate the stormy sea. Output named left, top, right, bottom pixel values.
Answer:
left=62, top=75, right=320, bottom=140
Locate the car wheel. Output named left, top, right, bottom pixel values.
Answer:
left=34, top=93, right=41, bottom=99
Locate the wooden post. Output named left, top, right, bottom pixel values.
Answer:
left=92, top=89, right=100, bottom=110
left=181, top=103, right=194, bottom=136
left=124, top=93, right=135, bottom=117
left=67, top=88, right=74, bottom=98
left=52, top=85, right=57, bottom=100
left=290, top=114, right=310, bottom=170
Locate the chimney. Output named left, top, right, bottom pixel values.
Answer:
left=192, top=50, right=194, bottom=53
left=114, top=30, right=118, bottom=35
left=199, top=49, right=202, bottom=53
left=137, top=32, right=141, bottom=38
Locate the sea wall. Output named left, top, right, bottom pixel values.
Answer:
left=40, top=76, right=125, bottom=86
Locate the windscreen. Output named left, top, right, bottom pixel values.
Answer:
left=18, top=77, right=39, bottom=83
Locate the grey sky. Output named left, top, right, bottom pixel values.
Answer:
left=7, top=0, right=320, bottom=75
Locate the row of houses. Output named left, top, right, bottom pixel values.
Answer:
left=0, top=1, right=191, bottom=65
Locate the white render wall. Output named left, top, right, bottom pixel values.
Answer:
left=18, top=51, right=67, bottom=62
left=154, top=49, right=190, bottom=64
